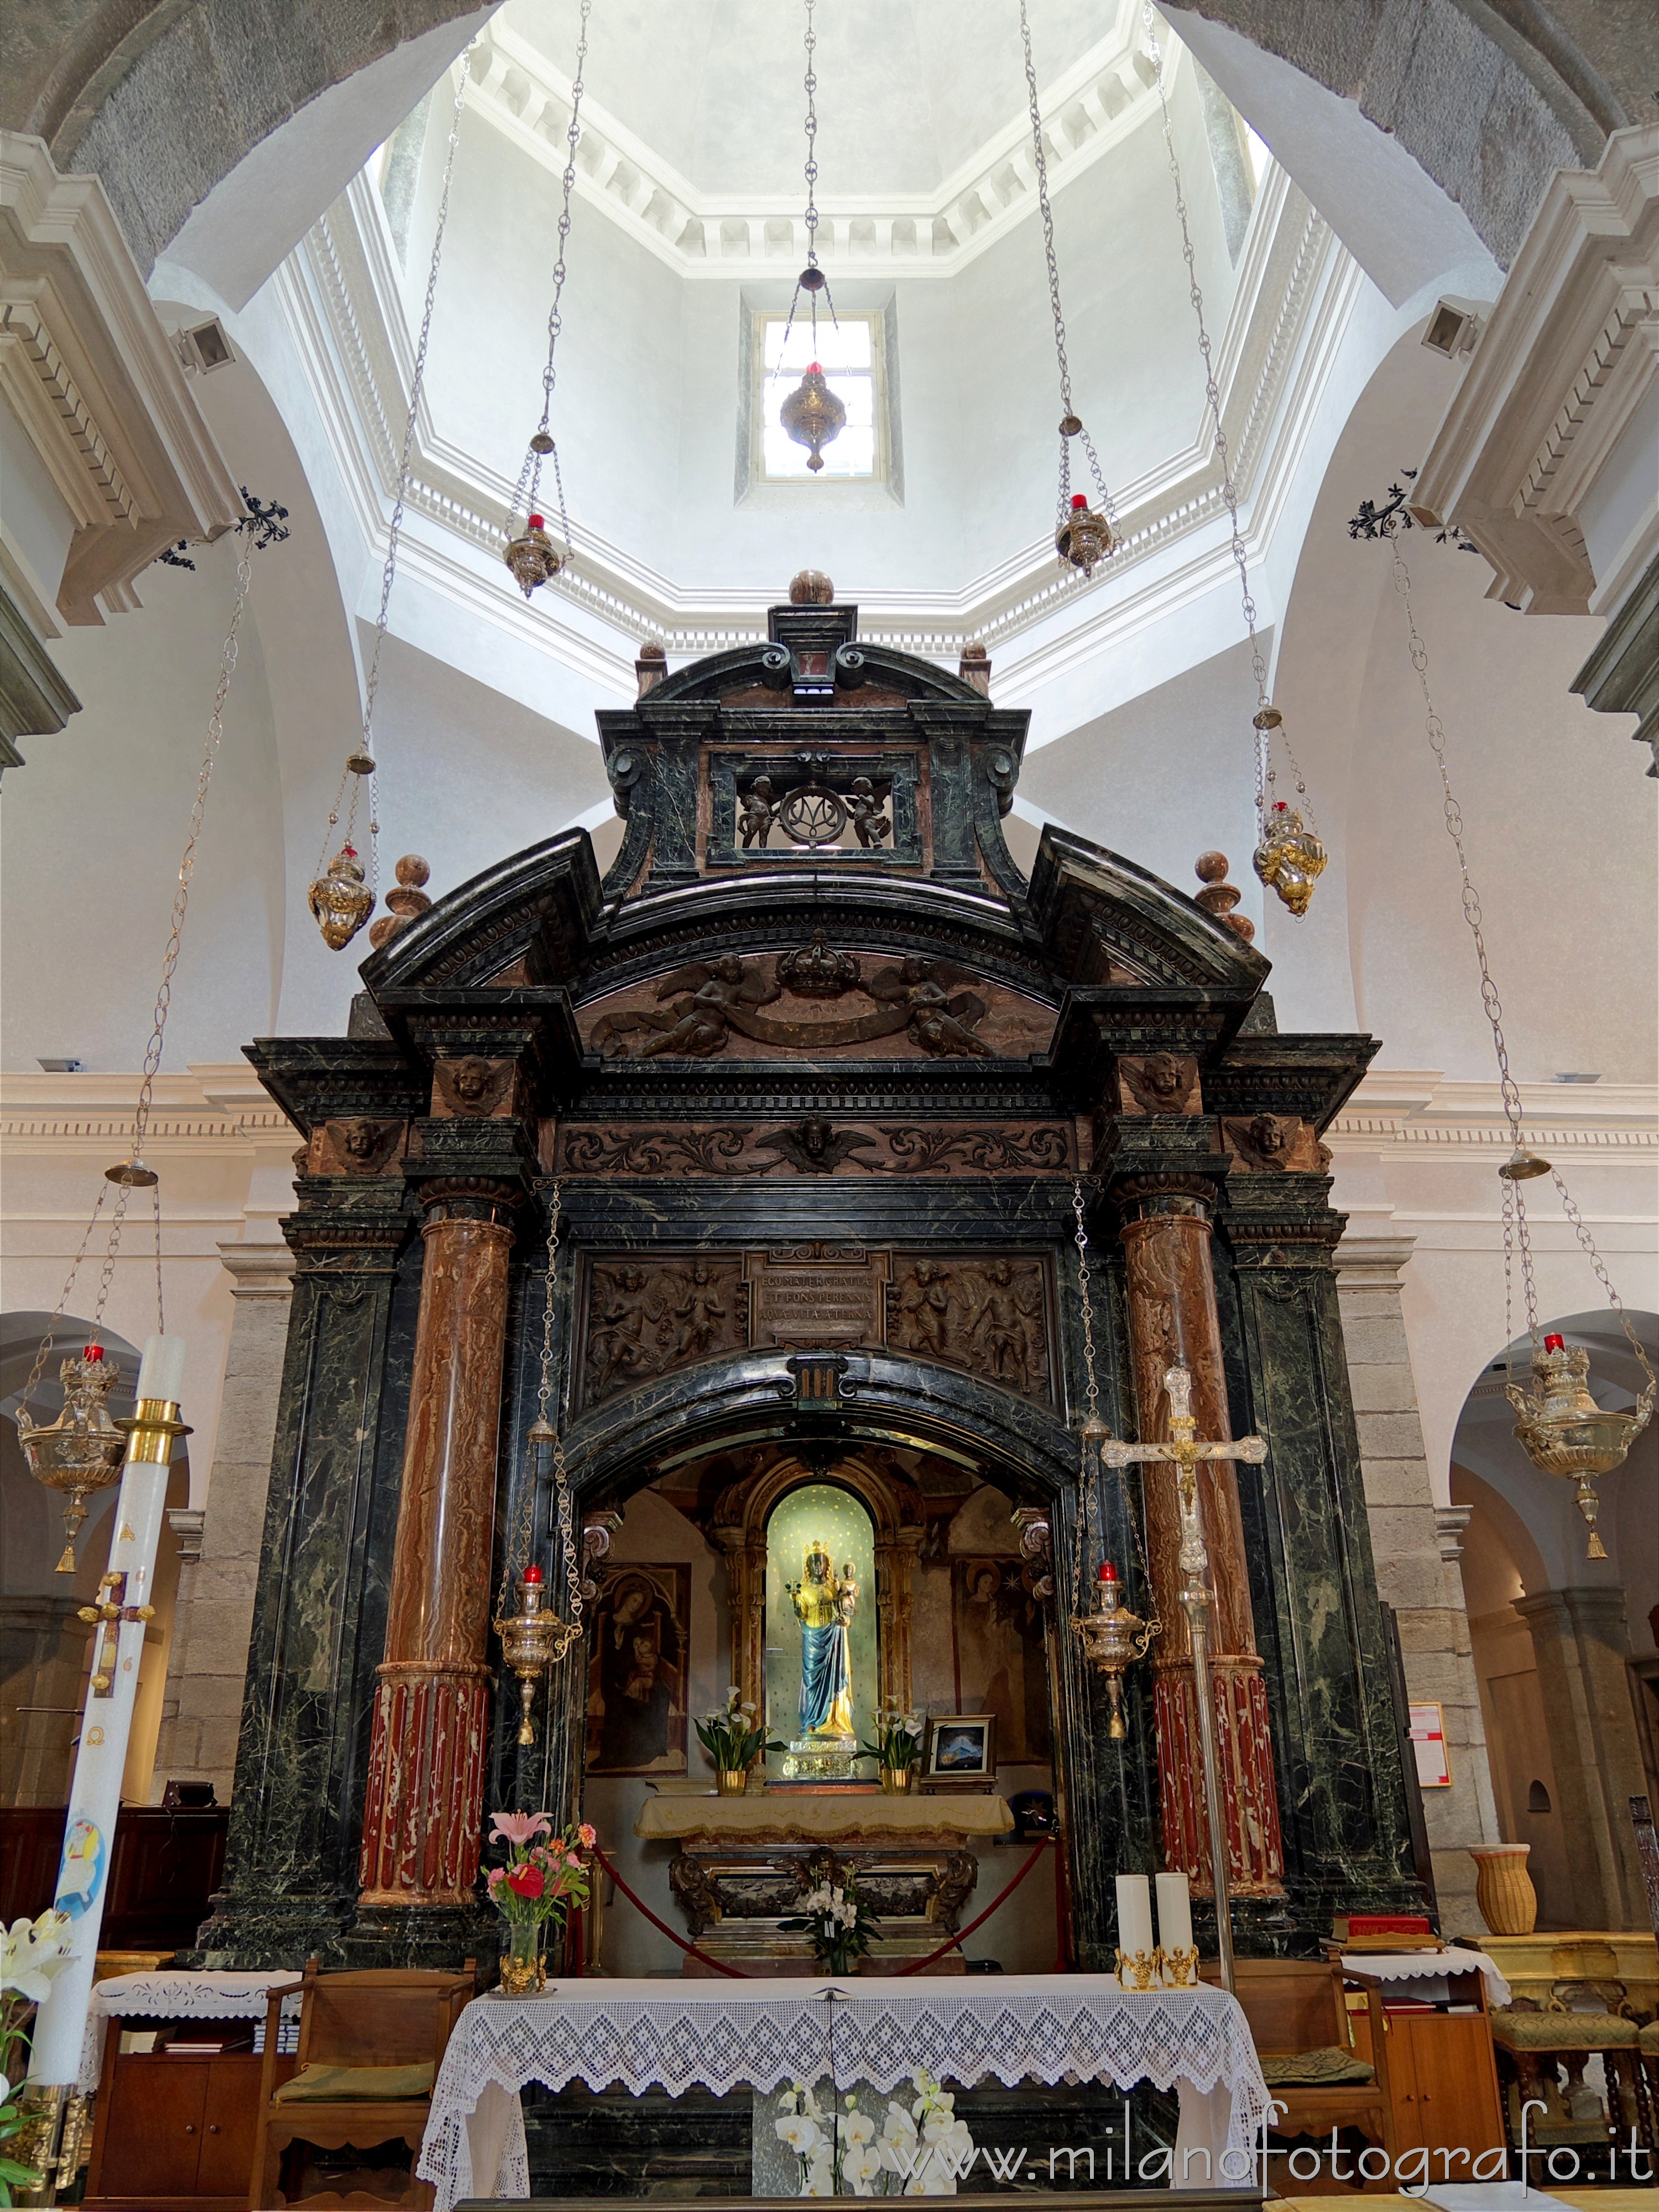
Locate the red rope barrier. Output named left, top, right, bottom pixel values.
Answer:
left=590, top=1843, right=746, bottom=1976
left=593, top=1836, right=1053, bottom=1980
left=894, top=1841, right=1048, bottom=1975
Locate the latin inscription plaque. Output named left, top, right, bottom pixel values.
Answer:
left=744, top=1250, right=890, bottom=1349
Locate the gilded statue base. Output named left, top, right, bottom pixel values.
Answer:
left=781, top=1732, right=859, bottom=1781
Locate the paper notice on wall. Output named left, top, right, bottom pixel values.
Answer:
left=1407, top=1700, right=1452, bottom=1787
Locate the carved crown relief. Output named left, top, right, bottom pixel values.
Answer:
left=583, top=942, right=1053, bottom=1062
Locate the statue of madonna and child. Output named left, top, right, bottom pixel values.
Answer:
left=781, top=1540, right=860, bottom=1779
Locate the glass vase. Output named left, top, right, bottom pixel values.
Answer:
left=499, top=1917, right=546, bottom=1996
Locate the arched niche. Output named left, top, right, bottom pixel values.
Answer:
left=708, top=1449, right=925, bottom=1749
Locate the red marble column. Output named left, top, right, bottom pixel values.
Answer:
left=1117, top=1179, right=1285, bottom=1898
left=358, top=1182, right=517, bottom=1908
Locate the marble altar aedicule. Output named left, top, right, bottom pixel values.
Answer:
left=207, top=592, right=1421, bottom=1979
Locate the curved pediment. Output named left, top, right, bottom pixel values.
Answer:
left=644, top=633, right=993, bottom=710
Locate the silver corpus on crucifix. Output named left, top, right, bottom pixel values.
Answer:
left=1099, top=1363, right=1267, bottom=1994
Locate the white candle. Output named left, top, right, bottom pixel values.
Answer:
left=1115, top=1874, right=1155, bottom=1959
left=1155, top=1871, right=1194, bottom=1955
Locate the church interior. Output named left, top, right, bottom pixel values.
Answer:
left=1, top=0, right=1656, bottom=2206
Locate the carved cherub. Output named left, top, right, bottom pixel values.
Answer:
left=755, top=1118, right=878, bottom=1175
left=867, top=957, right=993, bottom=1058
left=892, top=1258, right=953, bottom=1358
left=1223, top=1112, right=1319, bottom=1171
left=966, top=1259, right=1041, bottom=1390
left=587, top=1265, right=655, bottom=1394
left=1118, top=1052, right=1198, bottom=1116
left=669, top=1259, right=731, bottom=1361
left=738, top=777, right=777, bottom=849
left=440, top=1055, right=513, bottom=1115
left=330, top=1117, right=398, bottom=1174
left=846, top=777, right=891, bottom=848
left=596, top=954, right=782, bottom=1059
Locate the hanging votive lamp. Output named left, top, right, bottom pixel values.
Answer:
left=309, top=843, right=375, bottom=950
left=1253, top=797, right=1327, bottom=917
left=494, top=1565, right=580, bottom=1747
left=1071, top=1559, right=1153, bottom=1741
left=15, top=1346, right=129, bottom=1573
left=1057, top=491, right=1118, bottom=577
left=1507, top=1333, right=1653, bottom=1562
left=504, top=512, right=567, bottom=599
left=781, top=356, right=846, bottom=474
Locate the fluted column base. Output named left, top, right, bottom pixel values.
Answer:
left=358, top=1663, right=492, bottom=1907
left=1154, top=1657, right=1285, bottom=1897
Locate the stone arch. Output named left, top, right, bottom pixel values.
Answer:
left=1163, top=0, right=1647, bottom=271
left=3, top=0, right=491, bottom=292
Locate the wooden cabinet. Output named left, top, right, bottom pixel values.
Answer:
left=1346, top=1972, right=1505, bottom=2174
left=85, top=2022, right=293, bottom=2211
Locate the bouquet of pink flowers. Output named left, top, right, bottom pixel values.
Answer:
left=484, top=1812, right=594, bottom=1935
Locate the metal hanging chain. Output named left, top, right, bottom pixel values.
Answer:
left=1019, top=0, right=1115, bottom=529
left=317, top=39, right=476, bottom=898
left=1141, top=4, right=1312, bottom=829
left=770, top=0, right=841, bottom=398
left=509, top=0, right=592, bottom=563
left=1390, top=534, right=1656, bottom=1402
left=537, top=1183, right=585, bottom=1632
left=18, top=543, right=255, bottom=1413
left=1072, top=1180, right=1162, bottom=1638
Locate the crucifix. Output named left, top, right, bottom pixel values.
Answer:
left=1100, top=1361, right=1266, bottom=1992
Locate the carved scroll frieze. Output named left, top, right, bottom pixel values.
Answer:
left=556, top=1119, right=1076, bottom=1176
left=578, top=1248, right=1054, bottom=1407
left=582, top=945, right=1054, bottom=1061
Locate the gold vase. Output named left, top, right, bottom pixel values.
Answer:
left=1470, top=1844, right=1537, bottom=1935
left=716, top=1768, right=748, bottom=1797
left=879, top=1767, right=913, bottom=1795
left=498, top=1919, right=546, bottom=1996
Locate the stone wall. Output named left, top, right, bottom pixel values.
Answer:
left=1335, top=1232, right=1498, bottom=1935
left=152, top=1242, right=293, bottom=1798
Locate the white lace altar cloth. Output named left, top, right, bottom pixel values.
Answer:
left=417, top=1974, right=1270, bottom=2209
left=1340, top=1947, right=1511, bottom=2005
left=78, top=1969, right=302, bottom=2091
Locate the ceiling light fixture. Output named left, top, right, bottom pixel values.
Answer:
left=503, top=0, right=593, bottom=594
left=309, top=40, right=477, bottom=949
left=1141, top=6, right=1327, bottom=917
left=770, top=0, right=845, bottom=473
left=1018, top=0, right=1120, bottom=577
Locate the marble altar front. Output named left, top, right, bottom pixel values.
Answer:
left=637, top=1785, right=1015, bottom=1974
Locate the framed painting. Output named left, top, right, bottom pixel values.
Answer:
left=585, top=1564, right=690, bottom=1776
left=921, top=1711, right=997, bottom=1792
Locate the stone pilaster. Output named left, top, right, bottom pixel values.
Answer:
left=153, top=1242, right=295, bottom=1800
left=191, top=1174, right=415, bottom=1968
left=1219, top=1170, right=1423, bottom=1933
left=1514, top=1585, right=1652, bottom=1928
left=1334, top=1233, right=1498, bottom=1934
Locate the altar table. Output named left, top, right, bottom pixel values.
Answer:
left=416, top=1974, right=1271, bottom=2209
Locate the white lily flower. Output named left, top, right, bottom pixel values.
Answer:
left=1, top=1911, right=75, bottom=2003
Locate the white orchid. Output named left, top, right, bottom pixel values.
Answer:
left=777, top=2087, right=800, bottom=2114
left=802, top=2151, right=837, bottom=2196
left=776, top=2112, right=823, bottom=2156
left=841, top=2106, right=877, bottom=2148
left=843, top=2142, right=884, bottom=2193
left=1, top=1912, right=75, bottom=2004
